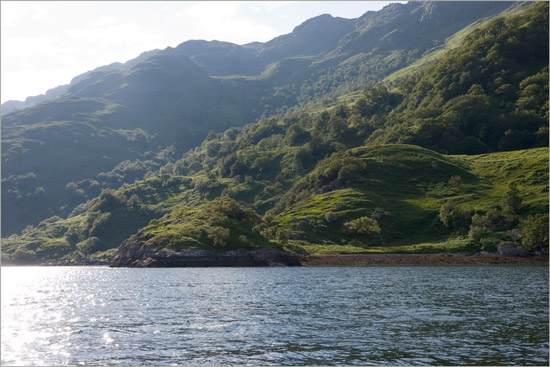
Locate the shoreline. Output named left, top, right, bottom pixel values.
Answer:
left=299, top=253, right=549, bottom=266
left=2, top=253, right=548, bottom=267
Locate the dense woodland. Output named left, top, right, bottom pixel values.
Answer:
left=2, top=2, right=548, bottom=263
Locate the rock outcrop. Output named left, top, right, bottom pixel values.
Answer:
left=497, top=242, right=531, bottom=257
left=110, top=234, right=301, bottom=268
left=111, top=247, right=301, bottom=267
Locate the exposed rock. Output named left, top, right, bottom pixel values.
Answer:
left=44, top=257, right=112, bottom=266
left=497, top=242, right=531, bottom=257
left=328, top=178, right=342, bottom=190
left=111, top=247, right=301, bottom=267
left=110, top=233, right=301, bottom=267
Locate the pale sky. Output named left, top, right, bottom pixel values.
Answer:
left=1, top=1, right=405, bottom=103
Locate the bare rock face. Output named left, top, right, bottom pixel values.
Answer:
left=110, top=233, right=301, bottom=268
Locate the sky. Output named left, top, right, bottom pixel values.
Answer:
left=1, top=1, right=406, bottom=104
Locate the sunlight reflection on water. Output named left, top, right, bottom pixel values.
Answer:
left=1, top=265, right=548, bottom=366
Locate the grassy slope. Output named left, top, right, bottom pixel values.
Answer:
left=3, top=3, right=547, bottom=262
left=2, top=2, right=536, bottom=239
left=2, top=144, right=547, bottom=262
left=271, top=145, right=548, bottom=255
left=317, top=2, right=532, bottom=111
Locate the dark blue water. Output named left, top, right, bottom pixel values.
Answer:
left=1, top=265, right=548, bottom=365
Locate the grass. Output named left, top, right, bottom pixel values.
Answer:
left=3, top=144, right=547, bottom=262
left=273, top=145, right=548, bottom=254
left=459, top=148, right=549, bottom=208
left=291, top=237, right=479, bottom=255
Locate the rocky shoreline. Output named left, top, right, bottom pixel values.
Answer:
left=110, top=248, right=301, bottom=267
left=3, top=252, right=548, bottom=267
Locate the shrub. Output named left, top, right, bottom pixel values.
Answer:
left=76, top=237, right=100, bottom=257
left=65, top=224, right=85, bottom=245
left=448, top=175, right=462, bottom=186
left=89, top=212, right=112, bottom=236
left=439, top=199, right=471, bottom=231
left=12, top=248, right=36, bottom=262
left=468, top=213, right=491, bottom=242
left=480, top=238, right=498, bottom=253
left=343, top=217, right=381, bottom=236
left=276, top=229, right=290, bottom=244
left=325, top=211, right=336, bottom=223
left=207, top=226, right=230, bottom=247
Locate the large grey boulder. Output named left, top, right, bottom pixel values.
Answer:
left=497, top=242, right=531, bottom=257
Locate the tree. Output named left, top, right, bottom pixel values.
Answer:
left=65, top=224, right=85, bottom=245
left=468, top=213, right=491, bottom=242
left=285, top=124, right=310, bottom=146
left=12, top=248, right=36, bottom=262
left=521, top=214, right=549, bottom=253
left=276, top=229, right=290, bottom=244
left=207, top=226, right=230, bottom=247
left=205, top=141, right=221, bottom=157
left=206, top=130, right=217, bottom=141
left=89, top=212, right=111, bottom=236
left=93, top=189, right=123, bottom=212
left=127, top=194, right=141, bottom=208
left=439, top=199, right=471, bottom=231
left=361, top=84, right=395, bottom=116
left=76, top=237, right=100, bottom=257
left=338, top=157, right=367, bottom=181
left=500, top=182, right=521, bottom=224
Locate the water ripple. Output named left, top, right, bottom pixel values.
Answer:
left=1, top=265, right=548, bottom=365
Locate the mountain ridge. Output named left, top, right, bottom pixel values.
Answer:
left=2, top=1, right=545, bottom=259
left=1, top=1, right=522, bottom=114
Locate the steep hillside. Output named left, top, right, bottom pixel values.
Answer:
left=1, top=1, right=522, bottom=235
left=3, top=3, right=548, bottom=263
left=2, top=2, right=548, bottom=264
left=373, top=2, right=549, bottom=154
left=1, top=49, right=161, bottom=115
left=3, top=143, right=547, bottom=264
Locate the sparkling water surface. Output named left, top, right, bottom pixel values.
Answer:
left=1, top=265, right=548, bottom=365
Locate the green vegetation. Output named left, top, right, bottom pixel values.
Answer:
left=370, top=3, right=549, bottom=155
left=1, top=1, right=523, bottom=236
left=123, top=196, right=276, bottom=253
left=4, top=143, right=546, bottom=262
left=520, top=214, right=549, bottom=253
left=1, top=2, right=548, bottom=263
